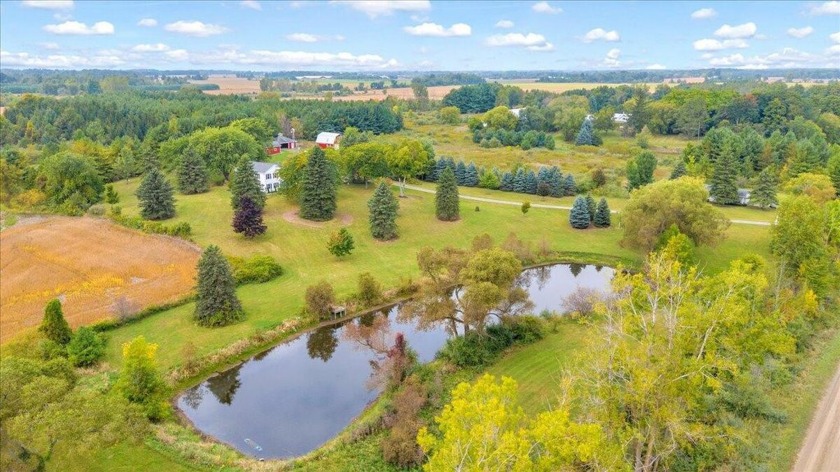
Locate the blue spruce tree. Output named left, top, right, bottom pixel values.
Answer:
left=525, top=170, right=538, bottom=195
left=563, top=175, right=577, bottom=196
left=512, top=168, right=527, bottom=193
left=569, top=196, right=591, bottom=229
left=500, top=172, right=514, bottom=191
left=465, top=163, right=479, bottom=187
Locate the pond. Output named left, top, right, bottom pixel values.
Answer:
left=177, top=263, right=615, bottom=459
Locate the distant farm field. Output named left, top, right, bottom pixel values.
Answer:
left=189, top=77, right=261, bottom=95
left=0, top=217, right=200, bottom=342
left=492, top=81, right=657, bottom=93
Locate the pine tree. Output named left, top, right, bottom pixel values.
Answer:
left=563, top=174, right=576, bottom=196
left=424, top=157, right=438, bottom=182
left=575, top=118, right=597, bottom=146
left=178, top=148, right=209, bottom=195
left=368, top=181, right=399, bottom=240
left=751, top=168, right=778, bottom=209
left=454, top=161, right=467, bottom=185
left=194, top=245, right=243, bottom=327
left=585, top=194, right=597, bottom=222
left=105, top=184, right=120, bottom=204
left=300, top=147, right=337, bottom=221
left=40, top=299, right=72, bottom=345
left=569, top=196, right=591, bottom=229
left=710, top=141, right=740, bottom=205
left=328, top=228, right=355, bottom=257
left=512, top=168, right=527, bottom=193
left=230, top=155, right=266, bottom=211
left=525, top=170, right=538, bottom=195
left=593, top=198, right=611, bottom=227
left=464, top=163, right=479, bottom=187
left=232, top=195, right=267, bottom=238
left=670, top=160, right=687, bottom=180
left=436, top=166, right=460, bottom=221
left=549, top=167, right=563, bottom=197
left=828, top=153, right=840, bottom=197
left=137, top=167, right=175, bottom=220
left=499, top=172, right=514, bottom=191
left=434, top=158, right=448, bottom=181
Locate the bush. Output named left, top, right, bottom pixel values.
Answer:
left=67, top=326, right=106, bottom=367
left=305, top=281, right=336, bottom=318
left=381, top=377, right=427, bottom=467
left=227, top=255, right=284, bottom=285
left=108, top=212, right=192, bottom=238
left=357, top=272, right=383, bottom=308
left=87, top=204, right=106, bottom=216
left=37, top=338, right=67, bottom=360
left=437, top=316, right=544, bottom=368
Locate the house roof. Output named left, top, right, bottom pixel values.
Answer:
left=274, top=134, right=296, bottom=145
left=316, top=132, right=341, bottom=145
left=251, top=161, right=279, bottom=174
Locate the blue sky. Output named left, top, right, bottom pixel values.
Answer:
left=1, top=0, right=839, bottom=71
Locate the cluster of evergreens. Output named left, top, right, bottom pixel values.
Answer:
left=424, top=157, right=577, bottom=197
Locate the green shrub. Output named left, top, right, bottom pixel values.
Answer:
left=227, top=255, right=284, bottom=285
left=67, top=327, right=106, bottom=367
left=437, top=316, right=545, bottom=368
left=37, top=338, right=67, bottom=360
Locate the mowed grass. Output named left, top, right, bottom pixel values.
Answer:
left=105, top=177, right=770, bottom=371
left=487, top=319, right=593, bottom=415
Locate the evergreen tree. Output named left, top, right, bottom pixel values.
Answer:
left=751, top=168, right=778, bottom=209
left=585, top=194, right=597, bottom=222
left=232, top=195, right=267, bottom=238
left=230, top=155, right=266, bottom=211
left=563, top=174, right=576, bottom=196
left=194, top=245, right=243, bottom=327
left=710, top=141, right=740, bottom=205
left=136, top=167, right=175, bottom=220
left=512, top=168, right=527, bottom=193
left=40, top=299, right=72, bottom=345
left=569, top=196, right=591, bottom=229
left=455, top=161, right=467, bottom=185
left=434, top=158, right=448, bottom=181
left=300, top=147, right=337, bottom=221
left=464, top=163, right=479, bottom=187
left=499, top=172, right=514, bottom=191
left=594, top=198, right=611, bottom=227
left=436, top=166, right=460, bottom=221
left=575, top=118, right=597, bottom=146
left=627, top=151, right=657, bottom=190
left=525, top=170, right=538, bottom=195
left=670, top=160, right=687, bottom=180
left=828, top=153, right=840, bottom=197
left=549, top=167, right=563, bottom=197
left=328, top=228, right=355, bottom=257
left=424, top=157, right=438, bottom=182
left=104, top=184, right=120, bottom=204
left=178, top=148, right=209, bottom=195
left=368, top=181, right=399, bottom=240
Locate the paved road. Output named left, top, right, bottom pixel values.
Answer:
left=793, top=364, right=840, bottom=472
left=399, top=183, right=772, bottom=227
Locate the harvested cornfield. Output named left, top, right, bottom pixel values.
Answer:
left=0, top=216, right=200, bottom=342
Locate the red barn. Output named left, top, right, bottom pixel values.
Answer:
left=315, top=132, right=341, bottom=150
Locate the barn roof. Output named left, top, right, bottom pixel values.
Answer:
left=273, top=134, right=297, bottom=145
left=316, top=132, right=341, bottom=145
left=251, top=161, right=279, bottom=174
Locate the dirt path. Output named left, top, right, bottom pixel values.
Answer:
left=398, top=184, right=771, bottom=226
left=793, top=363, right=840, bottom=471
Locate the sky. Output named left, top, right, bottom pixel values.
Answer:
left=1, top=0, right=839, bottom=71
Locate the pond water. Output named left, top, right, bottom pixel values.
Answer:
left=177, top=263, right=614, bottom=459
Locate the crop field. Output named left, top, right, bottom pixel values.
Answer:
left=189, top=77, right=262, bottom=95
left=0, top=216, right=200, bottom=342
left=492, top=81, right=657, bottom=93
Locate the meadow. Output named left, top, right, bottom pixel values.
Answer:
left=0, top=216, right=200, bottom=343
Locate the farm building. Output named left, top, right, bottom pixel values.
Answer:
left=510, top=108, right=523, bottom=118
left=706, top=185, right=753, bottom=206
left=613, top=113, right=630, bottom=123
left=266, top=133, right=297, bottom=155
left=316, top=132, right=342, bottom=150
left=252, top=161, right=282, bottom=193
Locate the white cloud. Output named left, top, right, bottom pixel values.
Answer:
left=43, top=20, right=114, bottom=35
left=131, top=43, right=170, bottom=52
left=287, top=33, right=319, bottom=42
left=40, top=42, right=60, bottom=50
left=705, top=47, right=825, bottom=68
left=714, top=22, right=757, bottom=39
left=787, top=26, right=814, bottom=38
left=165, top=21, right=228, bottom=37
left=582, top=28, right=620, bottom=42
left=495, top=20, right=514, bottom=29
left=240, top=0, right=261, bottom=10
left=486, top=33, right=554, bottom=51
left=828, top=44, right=840, bottom=55
left=137, top=18, right=157, bottom=27
left=693, top=38, right=749, bottom=50
left=646, top=63, right=667, bottom=69
left=22, top=1, right=73, bottom=10
left=166, top=49, right=189, bottom=61
left=532, top=1, right=562, bottom=14
left=603, top=48, right=621, bottom=67
left=830, top=31, right=840, bottom=42
left=0, top=49, right=124, bottom=68
left=691, top=8, right=717, bottom=19
left=331, top=1, right=430, bottom=18
left=404, top=22, right=471, bottom=37
left=809, top=1, right=840, bottom=15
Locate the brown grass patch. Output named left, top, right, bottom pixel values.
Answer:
left=281, top=210, right=354, bottom=227
left=0, top=216, right=200, bottom=342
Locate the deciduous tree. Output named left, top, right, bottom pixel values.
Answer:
left=328, top=228, right=354, bottom=257
left=115, top=336, right=166, bottom=420
left=232, top=195, right=267, bottom=238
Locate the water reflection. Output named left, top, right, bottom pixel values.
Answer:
left=178, top=263, right=614, bottom=459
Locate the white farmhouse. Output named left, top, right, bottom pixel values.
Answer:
left=613, top=112, right=631, bottom=123
left=251, top=161, right=282, bottom=193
